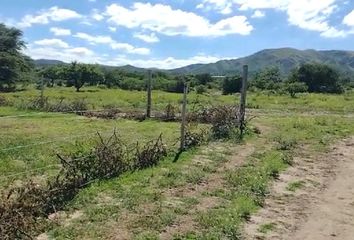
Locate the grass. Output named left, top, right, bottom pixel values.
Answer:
left=258, top=223, right=276, bottom=234
left=2, top=86, right=354, bottom=113
left=3, top=87, right=354, bottom=239
left=286, top=180, right=306, bottom=192
left=0, top=106, right=181, bottom=188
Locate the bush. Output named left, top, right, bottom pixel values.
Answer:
left=222, top=75, right=242, bottom=95
left=195, top=85, right=207, bottom=95
left=284, top=81, right=308, bottom=98
left=290, top=63, right=344, bottom=94
left=134, top=134, right=167, bottom=170
left=0, top=95, right=9, bottom=106
left=208, top=106, right=241, bottom=139
left=0, top=131, right=169, bottom=239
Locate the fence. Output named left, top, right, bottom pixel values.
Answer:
left=0, top=65, right=249, bottom=184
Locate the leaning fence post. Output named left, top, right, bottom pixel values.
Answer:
left=239, top=65, right=248, bottom=135
left=180, top=79, right=188, bottom=151
left=146, top=70, right=152, bottom=118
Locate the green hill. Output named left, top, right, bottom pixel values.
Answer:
left=34, top=48, right=354, bottom=76
left=170, top=48, right=354, bottom=76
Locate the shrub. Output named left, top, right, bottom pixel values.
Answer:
left=184, top=129, right=208, bottom=149
left=0, top=131, right=169, bottom=239
left=284, top=81, right=308, bottom=98
left=222, top=75, right=242, bottom=95
left=134, top=134, right=167, bottom=170
left=0, top=95, right=9, bottom=106
left=290, top=63, right=344, bottom=94
left=195, top=85, right=207, bottom=95
left=209, top=106, right=241, bottom=139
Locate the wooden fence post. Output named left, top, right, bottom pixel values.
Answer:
left=239, top=65, right=248, bottom=135
left=180, top=80, right=188, bottom=151
left=146, top=70, right=152, bottom=118
left=40, top=78, right=45, bottom=108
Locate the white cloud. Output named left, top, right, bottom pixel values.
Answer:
left=199, top=0, right=353, bottom=38
left=74, top=32, right=114, bottom=44
left=105, top=3, right=253, bottom=37
left=66, top=47, right=95, bottom=56
left=251, top=10, right=265, bottom=18
left=320, top=27, right=348, bottom=38
left=197, top=0, right=233, bottom=15
left=285, top=0, right=336, bottom=32
left=26, top=42, right=232, bottom=69
left=34, top=38, right=70, bottom=48
left=25, top=45, right=99, bottom=63
left=134, top=32, right=160, bottom=43
left=74, top=32, right=150, bottom=55
left=18, top=6, right=81, bottom=28
left=105, top=55, right=232, bottom=69
left=109, top=27, right=117, bottom=32
left=92, top=9, right=104, bottom=21
left=50, top=27, right=71, bottom=36
left=111, top=43, right=151, bottom=55
left=343, top=10, right=354, bottom=26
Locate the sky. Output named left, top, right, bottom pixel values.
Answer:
left=1, top=0, right=354, bottom=69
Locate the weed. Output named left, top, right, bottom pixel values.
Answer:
left=258, top=223, right=276, bottom=234
left=286, top=180, right=305, bottom=192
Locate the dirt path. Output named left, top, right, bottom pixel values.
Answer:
left=159, top=141, right=259, bottom=239
left=243, top=137, right=354, bottom=240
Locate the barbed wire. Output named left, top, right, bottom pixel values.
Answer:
left=0, top=153, right=98, bottom=180
left=0, top=129, right=117, bottom=152
left=0, top=108, right=126, bottom=119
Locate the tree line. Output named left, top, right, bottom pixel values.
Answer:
left=222, top=64, right=352, bottom=97
left=1, top=23, right=353, bottom=96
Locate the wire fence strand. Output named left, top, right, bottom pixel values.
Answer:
left=0, top=129, right=117, bottom=152
left=0, top=108, right=126, bottom=119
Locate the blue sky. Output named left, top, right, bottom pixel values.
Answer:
left=1, top=0, right=353, bottom=69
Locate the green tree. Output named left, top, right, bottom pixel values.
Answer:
left=104, top=69, right=123, bottom=88
left=291, top=63, right=344, bottom=93
left=222, top=75, right=242, bottom=95
left=284, top=81, right=308, bottom=98
left=64, top=62, right=104, bottom=92
left=40, top=65, right=65, bottom=87
left=0, top=23, right=32, bottom=91
left=195, top=73, right=213, bottom=85
left=252, top=67, right=282, bottom=90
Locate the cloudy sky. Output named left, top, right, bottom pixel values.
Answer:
left=1, top=0, right=354, bottom=69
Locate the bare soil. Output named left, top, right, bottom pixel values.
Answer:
left=243, top=137, right=354, bottom=240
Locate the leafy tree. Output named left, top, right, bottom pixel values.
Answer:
left=284, top=81, right=308, bottom=98
left=64, top=62, right=104, bottom=92
left=167, top=76, right=185, bottom=93
left=0, top=23, right=32, bottom=91
left=291, top=63, right=344, bottom=93
left=195, top=73, right=213, bottom=85
left=104, top=69, right=123, bottom=88
left=40, top=65, right=65, bottom=87
left=195, top=85, right=207, bottom=94
left=251, top=67, right=282, bottom=90
left=222, top=75, right=242, bottom=95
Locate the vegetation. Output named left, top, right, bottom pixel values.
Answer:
left=170, top=48, right=354, bottom=76
left=0, top=24, right=33, bottom=91
left=2, top=22, right=354, bottom=240
left=289, top=63, right=344, bottom=94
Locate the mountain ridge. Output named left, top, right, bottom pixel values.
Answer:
left=34, top=48, right=354, bottom=75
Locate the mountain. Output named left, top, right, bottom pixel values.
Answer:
left=170, top=48, right=354, bottom=76
left=34, top=59, right=65, bottom=66
left=34, top=48, right=354, bottom=76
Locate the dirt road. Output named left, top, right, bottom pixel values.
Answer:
left=244, top=138, right=354, bottom=240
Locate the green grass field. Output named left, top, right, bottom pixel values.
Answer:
left=1, top=86, right=354, bottom=113
left=2, top=87, right=354, bottom=239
